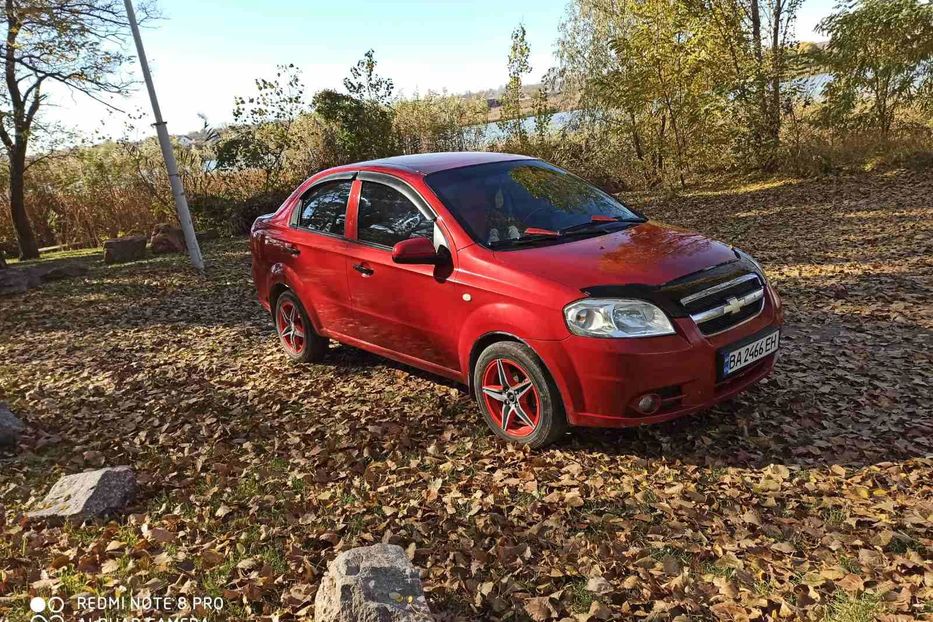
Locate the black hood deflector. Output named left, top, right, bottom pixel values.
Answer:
left=581, top=252, right=761, bottom=318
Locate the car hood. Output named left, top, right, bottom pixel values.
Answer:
left=493, top=222, right=739, bottom=290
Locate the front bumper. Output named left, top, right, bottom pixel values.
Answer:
left=529, top=287, right=783, bottom=428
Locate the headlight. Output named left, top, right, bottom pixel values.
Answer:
left=564, top=299, right=675, bottom=338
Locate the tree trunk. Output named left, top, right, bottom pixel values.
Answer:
left=875, top=73, right=892, bottom=135
left=8, top=146, right=39, bottom=260
left=664, top=98, right=688, bottom=189
left=750, top=0, right=765, bottom=96
left=750, top=0, right=772, bottom=164
left=655, top=114, right=667, bottom=178
left=629, top=111, right=645, bottom=161
left=769, top=0, right=784, bottom=148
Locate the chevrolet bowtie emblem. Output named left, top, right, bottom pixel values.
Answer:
left=723, top=296, right=743, bottom=315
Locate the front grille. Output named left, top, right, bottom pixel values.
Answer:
left=680, top=273, right=764, bottom=335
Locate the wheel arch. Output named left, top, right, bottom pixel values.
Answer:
left=470, top=333, right=571, bottom=446
left=268, top=277, right=324, bottom=334
left=467, top=332, right=534, bottom=391
left=269, top=281, right=291, bottom=314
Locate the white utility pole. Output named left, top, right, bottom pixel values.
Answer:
left=124, top=0, right=204, bottom=272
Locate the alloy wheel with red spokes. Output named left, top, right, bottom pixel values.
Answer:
left=480, top=357, right=541, bottom=438
left=276, top=298, right=306, bottom=355
left=273, top=291, right=327, bottom=364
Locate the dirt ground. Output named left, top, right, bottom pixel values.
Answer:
left=1, top=168, right=931, bottom=621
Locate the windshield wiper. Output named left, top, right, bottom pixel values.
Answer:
left=489, top=217, right=645, bottom=249
left=559, top=215, right=645, bottom=235
left=523, top=227, right=561, bottom=237
left=488, top=227, right=561, bottom=248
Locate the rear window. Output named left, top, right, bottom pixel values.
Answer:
left=295, top=180, right=352, bottom=235
left=425, top=160, right=639, bottom=247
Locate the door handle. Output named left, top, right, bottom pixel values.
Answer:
left=353, top=263, right=374, bottom=276
left=284, top=245, right=300, bottom=256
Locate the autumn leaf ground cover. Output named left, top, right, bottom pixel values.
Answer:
left=1, top=168, right=931, bottom=622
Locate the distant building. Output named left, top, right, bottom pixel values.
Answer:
left=486, top=98, right=501, bottom=109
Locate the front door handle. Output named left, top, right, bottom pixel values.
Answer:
left=353, top=263, right=374, bottom=276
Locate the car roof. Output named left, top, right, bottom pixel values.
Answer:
left=353, top=151, right=535, bottom=175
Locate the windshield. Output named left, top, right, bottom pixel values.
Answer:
left=424, top=160, right=643, bottom=248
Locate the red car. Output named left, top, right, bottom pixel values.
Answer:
left=251, top=152, right=782, bottom=447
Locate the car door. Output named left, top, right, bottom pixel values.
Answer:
left=343, top=175, right=463, bottom=374
left=284, top=178, right=357, bottom=334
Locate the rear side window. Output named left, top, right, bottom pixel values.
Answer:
left=296, top=180, right=352, bottom=235
left=357, top=182, right=433, bottom=247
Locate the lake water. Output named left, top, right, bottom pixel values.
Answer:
left=476, top=74, right=831, bottom=143
left=476, top=110, right=579, bottom=143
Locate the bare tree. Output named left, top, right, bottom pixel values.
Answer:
left=1, top=0, right=150, bottom=259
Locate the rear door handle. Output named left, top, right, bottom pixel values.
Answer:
left=284, top=245, right=300, bottom=256
left=353, top=263, right=374, bottom=276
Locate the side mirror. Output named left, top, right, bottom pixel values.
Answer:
left=392, top=237, right=442, bottom=265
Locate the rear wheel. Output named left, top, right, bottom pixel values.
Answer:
left=274, top=291, right=327, bottom=364
left=473, top=341, right=567, bottom=448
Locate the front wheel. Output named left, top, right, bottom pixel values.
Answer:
left=473, top=341, right=567, bottom=448
left=274, top=291, right=327, bottom=364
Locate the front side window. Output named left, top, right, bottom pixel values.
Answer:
left=296, top=180, right=352, bottom=235
left=425, top=160, right=643, bottom=248
left=357, top=182, right=433, bottom=247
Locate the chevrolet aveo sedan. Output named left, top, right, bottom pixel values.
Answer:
left=250, top=152, right=783, bottom=448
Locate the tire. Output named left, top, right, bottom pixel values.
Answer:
left=473, top=341, right=567, bottom=448
left=274, top=291, right=327, bottom=364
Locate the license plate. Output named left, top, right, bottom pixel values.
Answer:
left=720, top=329, right=780, bottom=378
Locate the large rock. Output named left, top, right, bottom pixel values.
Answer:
left=149, top=223, right=186, bottom=254
left=0, top=403, right=25, bottom=446
left=0, top=268, right=31, bottom=296
left=148, top=224, right=217, bottom=254
left=0, top=261, right=89, bottom=297
left=33, top=261, right=89, bottom=282
left=104, top=235, right=147, bottom=264
left=28, top=466, right=137, bottom=520
left=315, top=544, right=432, bottom=622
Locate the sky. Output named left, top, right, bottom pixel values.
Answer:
left=43, top=0, right=837, bottom=140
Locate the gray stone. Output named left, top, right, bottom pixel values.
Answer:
left=149, top=223, right=186, bottom=254
left=0, top=404, right=25, bottom=446
left=0, top=261, right=89, bottom=297
left=150, top=225, right=217, bottom=253
left=103, top=235, right=147, bottom=264
left=28, top=466, right=137, bottom=520
left=314, top=544, right=433, bottom=622
left=0, top=269, right=30, bottom=296
left=35, top=261, right=88, bottom=282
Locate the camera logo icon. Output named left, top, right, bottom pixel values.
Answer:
left=29, top=596, right=65, bottom=622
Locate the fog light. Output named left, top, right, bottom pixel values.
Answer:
left=635, top=393, right=661, bottom=415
